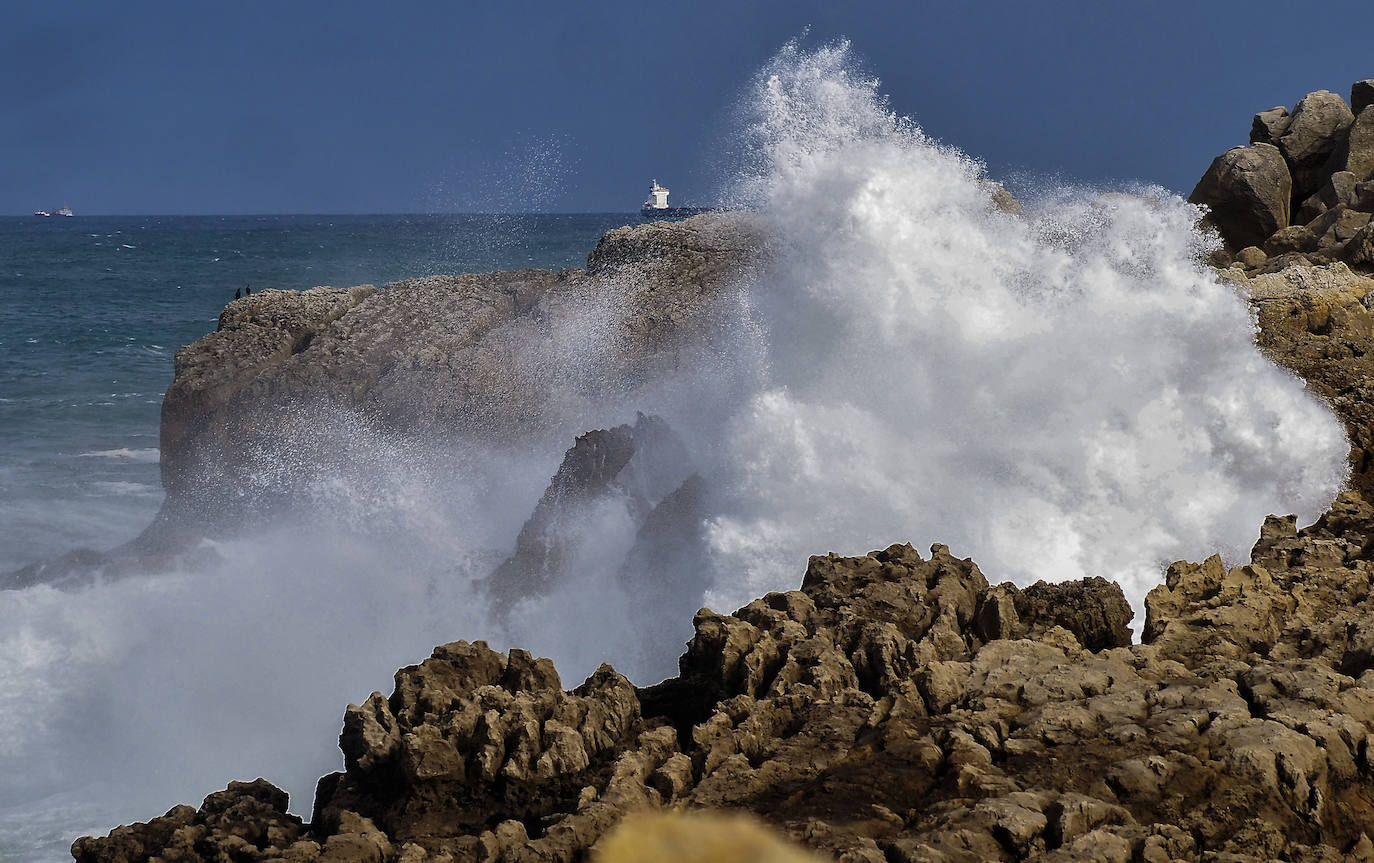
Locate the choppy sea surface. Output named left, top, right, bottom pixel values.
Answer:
left=0, top=214, right=635, bottom=574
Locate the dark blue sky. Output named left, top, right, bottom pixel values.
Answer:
left=3, top=1, right=1370, bottom=215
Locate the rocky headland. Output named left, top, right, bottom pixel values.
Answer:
left=67, top=81, right=1374, bottom=862
left=1191, top=80, right=1374, bottom=276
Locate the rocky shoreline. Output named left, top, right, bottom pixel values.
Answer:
left=68, top=82, right=1374, bottom=862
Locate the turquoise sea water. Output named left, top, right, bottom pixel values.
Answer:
left=0, top=214, right=636, bottom=573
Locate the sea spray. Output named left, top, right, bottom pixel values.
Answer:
left=694, top=41, right=1348, bottom=617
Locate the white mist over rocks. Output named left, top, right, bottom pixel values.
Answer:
left=0, top=39, right=1353, bottom=861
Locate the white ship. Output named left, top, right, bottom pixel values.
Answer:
left=640, top=180, right=713, bottom=219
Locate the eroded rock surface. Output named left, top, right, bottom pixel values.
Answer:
left=156, top=213, right=765, bottom=522
left=73, top=515, right=1374, bottom=862
left=1223, top=261, right=1374, bottom=495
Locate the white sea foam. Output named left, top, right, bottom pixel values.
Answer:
left=691, top=40, right=1348, bottom=617
left=77, top=448, right=161, bottom=463
left=0, top=39, right=1352, bottom=861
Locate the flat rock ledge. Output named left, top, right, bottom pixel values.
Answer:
left=156, top=213, right=765, bottom=516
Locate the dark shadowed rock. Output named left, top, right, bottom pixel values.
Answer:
left=1295, top=191, right=1328, bottom=225
left=1013, top=577, right=1133, bottom=651
left=1306, top=204, right=1371, bottom=249
left=615, top=474, right=710, bottom=681
left=482, top=413, right=693, bottom=610
left=1189, top=143, right=1292, bottom=250
left=1346, top=222, right=1374, bottom=268
left=1353, top=79, right=1374, bottom=116
left=1279, top=90, right=1355, bottom=199
left=1250, top=106, right=1292, bottom=146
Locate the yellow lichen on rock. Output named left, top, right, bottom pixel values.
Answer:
left=594, top=811, right=827, bottom=863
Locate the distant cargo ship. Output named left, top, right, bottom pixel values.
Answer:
left=34, top=206, right=74, bottom=217
left=640, top=180, right=714, bottom=219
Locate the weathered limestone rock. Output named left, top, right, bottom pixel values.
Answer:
left=155, top=213, right=765, bottom=527
left=77, top=483, right=1374, bottom=862
left=1236, top=261, right=1374, bottom=492
left=1342, top=106, right=1374, bottom=182
left=72, top=780, right=304, bottom=863
left=1189, top=143, right=1292, bottom=250
left=1264, top=224, right=1320, bottom=256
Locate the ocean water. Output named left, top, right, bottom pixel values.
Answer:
left=0, top=41, right=1353, bottom=863
left=1, top=213, right=635, bottom=572
left=0, top=213, right=637, bottom=861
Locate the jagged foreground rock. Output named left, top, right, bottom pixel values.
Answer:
left=72, top=513, right=1374, bottom=862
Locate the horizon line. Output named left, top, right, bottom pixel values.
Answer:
left=5, top=210, right=649, bottom=219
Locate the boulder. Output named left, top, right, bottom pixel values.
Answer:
left=1263, top=224, right=1320, bottom=256
left=1360, top=180, right=1374, bottom=211
left=1296, top=191, right=1328, bottom=225
left=1235, top=245, right=1268, bottom=269
left=1189, top=143, right=1292, bottom=250
left=1250, top=105, right=1292, bottom=146
left=1336, top=105, right=1374, bottom=183
left=1347, top=222, right=1374, bottom=268
left=1319, top=170, right=1361, bottom=209
left=1306, top=205, right=1371, bottom=248
left=1279, top=90, right=1355, bottom=199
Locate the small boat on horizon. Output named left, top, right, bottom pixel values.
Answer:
left=640, top=180, right=714, bottom=219
left=34, top=205, right=74, bottom=218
